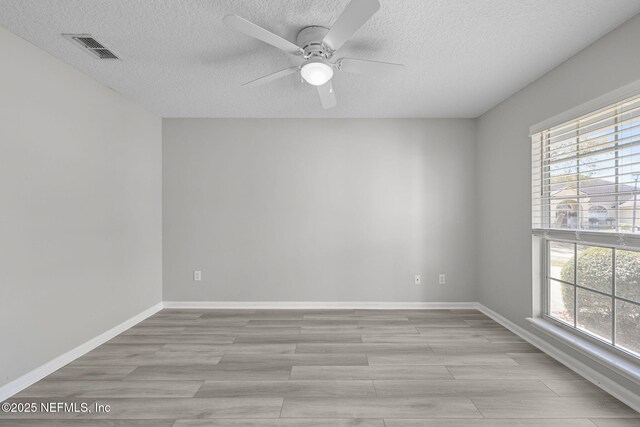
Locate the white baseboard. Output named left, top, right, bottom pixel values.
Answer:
left=477, top=303, right=640, bottom=413
left=0, top=302, right=163, bottom=402
left=162, top=301, right=479, bottom=310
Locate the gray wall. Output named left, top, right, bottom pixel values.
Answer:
left=476, top=14, right=640, bottom=394
left=163, top=118, right=476, bottom=302
left=0, top=27, right=162, bottom=386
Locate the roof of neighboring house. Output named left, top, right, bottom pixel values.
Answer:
left=550, top=178, right=635, bottom=207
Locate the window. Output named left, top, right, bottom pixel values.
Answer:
left=546, top=241, right=639, bottom=357
left=532, top=92, right=640, bottom=360
left=588, top=205, right=609, bottom=229
left=532, top=93, right=640, bottom=233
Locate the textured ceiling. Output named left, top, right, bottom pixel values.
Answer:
left=1, top=0, right=640, bottom=118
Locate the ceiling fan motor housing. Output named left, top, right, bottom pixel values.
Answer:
left=296, top=26, right=332, bottom=59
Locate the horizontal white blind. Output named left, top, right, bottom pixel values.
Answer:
left=532, top=93, right=640, bottom=234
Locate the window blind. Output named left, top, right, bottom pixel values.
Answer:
left=532, top=93, right=640, bottom=233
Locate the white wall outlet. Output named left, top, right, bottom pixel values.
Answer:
left=193, top=270, right=202, bottom=281
left=414, top=274, right=421, bottom=285
left=439, top=273, right=446, bottom=285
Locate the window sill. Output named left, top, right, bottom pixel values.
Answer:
left=526, top=317, right=640, bottom=385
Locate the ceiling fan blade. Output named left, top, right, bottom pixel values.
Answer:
left=317, top=80, right=337, bottom=109
left=322, top=0, right=380, bottom=51
left=242, top=67, right=299, bottom=88
left=224, top=14, right=303, bottom=55
left=337, top=58, right=405, bottom=74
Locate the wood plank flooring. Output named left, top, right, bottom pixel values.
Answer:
left=2, top=309, right=638, bottom=426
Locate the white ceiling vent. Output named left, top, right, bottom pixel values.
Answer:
left=63, top=34, right=119, bottom=59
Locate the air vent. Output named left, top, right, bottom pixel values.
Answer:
left=94, top=49, right=118, bottom=59
left=63, top=34, right=119, bottom=60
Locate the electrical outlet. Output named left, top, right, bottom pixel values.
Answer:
left=194, top=270, right=202, bottom=281
left=439, top=273, right=446, bottom=285
left=414, top=274, right=421, bottom=285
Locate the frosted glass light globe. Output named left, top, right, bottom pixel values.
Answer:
left=301, top=60, right=333, bottom=86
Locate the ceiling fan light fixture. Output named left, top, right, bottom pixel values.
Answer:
left=300, top=59, right=333, bottom=86
left=225, top=0, right=404, bottom=109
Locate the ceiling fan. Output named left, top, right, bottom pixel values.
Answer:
left=224, top=0, right=405, bottom=109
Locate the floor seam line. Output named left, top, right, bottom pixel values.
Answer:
left=469, top=397, right=486, bottom=418
left=278, top=396, right=285, bottom=418
left=538, top=378, right=563, bottom=397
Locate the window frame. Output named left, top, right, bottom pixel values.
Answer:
left=531, top=81, right=640, bottom=369
left=541, top=237, right=640, bottom=363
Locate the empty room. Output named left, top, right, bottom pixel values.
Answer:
left=1, top=0, right=640, bottom=425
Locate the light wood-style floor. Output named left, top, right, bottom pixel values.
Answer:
left=3, top=309, right=639, bottom=426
